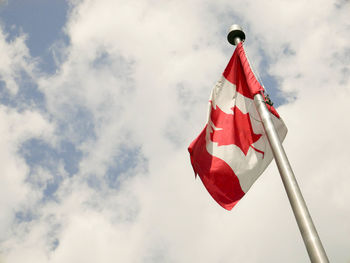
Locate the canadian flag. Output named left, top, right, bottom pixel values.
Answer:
left=188, top=42, right=287, bottom=210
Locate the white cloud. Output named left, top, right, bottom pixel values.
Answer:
left=0, top=25, right=55, bottom=260
left=0, top=29, right=34, bottom=94
left=1, top=0, right=350, bottom=262
left=0, top=105, right=53, bottom=239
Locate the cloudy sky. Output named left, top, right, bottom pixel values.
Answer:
left=0, top=0, right=349, bottom=262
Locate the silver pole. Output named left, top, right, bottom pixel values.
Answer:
left=227, top=24, right=329, bottom=263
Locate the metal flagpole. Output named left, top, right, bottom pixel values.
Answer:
left=227, top=24, right=329, bottom=263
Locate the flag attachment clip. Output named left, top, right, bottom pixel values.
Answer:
left=262, top=91, right=274, bottom=106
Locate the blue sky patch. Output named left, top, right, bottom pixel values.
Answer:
left=20, top=138, right=82, bottom=176
left=0, top=70, right=45, bottom=110
left=19, top=138, right=83, bottom=202
left=105, top=144, right=148, bottom=189
left=0, top=0, right=69, bottom=73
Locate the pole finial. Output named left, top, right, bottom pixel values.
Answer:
left=227, top=24, right=245, bottom=45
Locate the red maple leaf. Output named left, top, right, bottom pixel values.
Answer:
left=210, top=104, right=263, bottom=156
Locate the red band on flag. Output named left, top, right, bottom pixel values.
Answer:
left=223, top=42, right=264, bottom=98
left=188, top=126, right=245, bottom=210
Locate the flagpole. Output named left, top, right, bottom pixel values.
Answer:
left=227, top=25, right=329, bottom=263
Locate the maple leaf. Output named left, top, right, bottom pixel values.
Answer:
left=210, top=104, right=263, bottom=156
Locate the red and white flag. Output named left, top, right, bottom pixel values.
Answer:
left=188, top=42, right=287, bottom=210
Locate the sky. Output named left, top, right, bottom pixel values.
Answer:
left=0, top=0, right=349, bottom=262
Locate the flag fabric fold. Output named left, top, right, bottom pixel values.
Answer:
left=188, top=42, right=287, bottom=210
